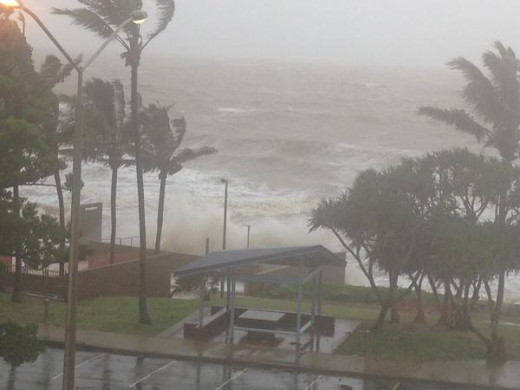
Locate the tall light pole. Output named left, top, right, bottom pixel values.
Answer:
left=221, top=178, right=229, bottom=250
left=220, top=178, right=228, bottom=299
left=246, top=225, right=251, bottom=249
left=0, top=2, right=148, bottom=389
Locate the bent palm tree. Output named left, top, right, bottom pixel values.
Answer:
left=139, top=103, right=217, bottom=253
left=83, top=78, right=129, bottom=264
left=54, top=0, right=176, bottom=324
left=418, top=41, right=520, bottom=357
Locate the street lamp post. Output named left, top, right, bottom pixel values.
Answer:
left=221, top=178, right=228, bottom=250
left=63, top=14, right=146, bottom=390
left=0, top=2, right=147, bottom=389
left=220, top=178, right=228, bottom=300
left=246, top=225, right=251, bottom=249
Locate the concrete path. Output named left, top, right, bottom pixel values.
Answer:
left=38, top=326, right=520, bottom=390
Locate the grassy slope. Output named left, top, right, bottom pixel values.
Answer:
left=0, top=293, right=197, bottom=336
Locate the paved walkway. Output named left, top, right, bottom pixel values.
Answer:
left=38, top=326, right=520, bottom=389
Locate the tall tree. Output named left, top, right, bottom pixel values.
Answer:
left=310, top=164, right=428, bottom=330
left=138, top=103, right=217, bottom=253
left=0, top=17, right=61, bottom=301
left=419, top=42, right=520, bottom=357
left=38, top=54, right=77, bottom=275
left=54, top=0, right=176, bottom=324
left=83, top=78, right=129, bottom=264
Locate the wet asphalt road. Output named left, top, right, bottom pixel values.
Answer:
left=0, top=348, right=477, bottom=390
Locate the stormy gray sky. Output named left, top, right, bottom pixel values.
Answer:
left=22, top=0, right=520, bottom=68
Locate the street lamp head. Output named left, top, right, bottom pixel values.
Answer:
left=0, top=0, right=22, bottom=8
left=131, top=10, right=148, bottom=24
left=221, top=178, right=227, bottom=184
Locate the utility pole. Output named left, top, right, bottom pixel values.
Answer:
left=222, top=178, right=228, bottom=250
left=220, top=179, right=228, bottom=299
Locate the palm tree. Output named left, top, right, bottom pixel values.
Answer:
left=83, top=78, right=129, bottom=264
left=38, top=54, right=77, bottom=276
left=418, top=41, right=520, bottom=357
left=54, top=0, right=176, bottom=324
left=139, top=103, right=217, bottom=253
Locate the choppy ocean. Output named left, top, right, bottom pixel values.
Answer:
left=22, top=57, right=520, bottom=301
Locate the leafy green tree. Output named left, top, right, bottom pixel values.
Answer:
left=419, top=42, right=520, bottom=357
left=0, top=193, right=68, bottom=302
left=0, top=17, right=63, bottom=301
left=138, top=103, right=217, bottom=253
left=311, top=148, right=520, bottom=336
left=82, top=78, right=130, bottom=264
left=310, top=164, right=428, bottom=330
left=55, top=0, right=177, bottom=325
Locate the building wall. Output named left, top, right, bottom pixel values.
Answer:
left=0, top=250, right=195, bottom=300
left=77, top=251, right=195, bottom=299
left=0, top=272, right=66, bottom=298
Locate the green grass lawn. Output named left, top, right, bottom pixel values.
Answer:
left=2, top=292, right=520, bottom=361
left=0, top=293, right=197, bottom=336
left=216, top=295, right=520, bottom=361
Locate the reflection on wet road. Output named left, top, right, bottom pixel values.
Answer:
left=0, top=348, right=476, bottom=389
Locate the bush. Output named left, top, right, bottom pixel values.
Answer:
left=0, top=321, right=44, bottom=368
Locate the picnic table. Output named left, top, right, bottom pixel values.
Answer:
left=238, top=310, right=285, bottom=342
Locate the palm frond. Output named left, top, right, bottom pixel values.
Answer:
left=170, top=117, right=186, bottom=150
left=56, top=55, right=82, bottom=84
left=448, top=57, right=509, bottom=125
left=482, top=42, right=520, bottom=113
left=144, top=0, right=175, bottom=45
left=173, top=146, right=217, bottom=165
left=418, top=107, right=491, bottom=142
left=52, top=7, right=116, bottom=40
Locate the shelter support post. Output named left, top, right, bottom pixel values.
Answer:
left=229, top=272, right=236, bottom=343
left=198, top=275, right=205, bottom=326
left=311, top=273, right=317, bottom=331
left=317, top=270, right=323, bottom=315
left=296, top=258, right=303, bottom=347
left=226, top=267, right=231, bottom=310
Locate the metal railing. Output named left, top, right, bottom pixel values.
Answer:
left=101, top=236, right=140, bottom=247
left=3, top=264, right=62, bottom=277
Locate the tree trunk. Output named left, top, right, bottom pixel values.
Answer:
left=372, top=271, right=398, bottom=331
left=428, top=275, right=442, bottom=310
left=413, top=274, right=427, bottom=325
left=373, top=302, right=391, bottom=331
left=54, top=170, right=66, bottom=276
left=469, top=278, right=481, bottom=312
left=155, top=174, right=166, bottom=254
left=491, top=272, right=505, bottom=343
left=454, top=282, right=472, bottom=331
left=109, top=167, right=118, bottom=264
left=11, top=186, right=23, bottom=303
left=437, top=282, right=454, bottom=327
left=131, top=58, right=150, bottom=325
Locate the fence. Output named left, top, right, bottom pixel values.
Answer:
left=101, top=236, right=140, bottom=247
left=4, top=265, right=62, bottom=278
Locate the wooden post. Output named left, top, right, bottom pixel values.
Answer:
left=43, top=298, right=50, bottom=325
